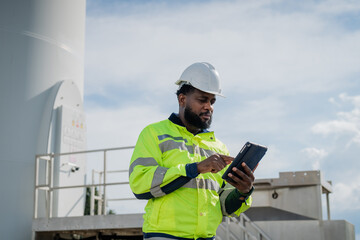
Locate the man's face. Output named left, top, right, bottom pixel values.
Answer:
left=183, top=89, right=216, bottom=130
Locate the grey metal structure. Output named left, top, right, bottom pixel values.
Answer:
left=247, top=171, right=355, bottom=240
left=32, top=147, right=355, bottom=240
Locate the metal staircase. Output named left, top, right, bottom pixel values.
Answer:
left=217, top=214, right=272, bottom=240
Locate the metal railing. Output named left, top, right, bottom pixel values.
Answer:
left=217, top=214, right=272, bottom=240
left=90, top=169, right=136, bottom=215
left=33, top=146, right=135, bottom=219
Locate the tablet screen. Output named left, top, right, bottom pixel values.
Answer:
left=222, top=142, right=267, bottom=183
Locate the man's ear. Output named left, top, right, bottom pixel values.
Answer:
left=178, top=93, right=186, bottom=108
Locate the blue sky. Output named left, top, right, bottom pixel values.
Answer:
left=84, top=0, right=360, bottom=238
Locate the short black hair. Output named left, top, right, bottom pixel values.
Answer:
left=176, top=84, right=196, bottom=97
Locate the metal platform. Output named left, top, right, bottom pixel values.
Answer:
left=33, top=214, right=143, bottom=239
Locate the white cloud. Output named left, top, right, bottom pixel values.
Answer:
left=339, top=93, right=360, bottom=108
left=308, top=93, right=360, bottom=229
left=332, top=178, right=360, bottom=211
left=85, top=0, right=360, bottom=98
left=312, top=120, right=358, bottom=135
left=315, top=0, right=360, bottom=14
left=253, top=144, right=293, bottom=178
left=301, top=148, right=328, bottom=170
left=86, top=105, right=168, bottom=149
left=215, top=96, right=286, bottom=136
left=301, top=147, right=328, bottom=159
left=312, top=94, right=360, bottom=146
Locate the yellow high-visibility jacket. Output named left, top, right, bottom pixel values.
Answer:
left=129, top=113, right=252, bottom=239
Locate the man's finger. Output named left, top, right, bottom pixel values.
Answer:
left=220, top=155, right=234, bottom=164
left=227, top=172, right=247, bottom=187
left=232, top=167, right=251, bottom=182
left=241, top=163, right=255, bottom=180
left=214, top=155, right=228, bottom=168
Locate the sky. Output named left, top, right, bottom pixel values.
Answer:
left=84, top=0, right=360, bottom=238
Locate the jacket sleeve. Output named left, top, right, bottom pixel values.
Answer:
left=219, top=182, right=252, bottom=216
left=129, top=126, right=198, bottom=199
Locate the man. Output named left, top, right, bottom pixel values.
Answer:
left=129, top=62, right=254, bottom=240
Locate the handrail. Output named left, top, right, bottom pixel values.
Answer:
left=217, top=214, right=272, bottom=240
left=35, top=146, right=135, bottom=158
left=34, top=146, right=135, bottom=219
left=218, top=216, right=256, bottom=240
left=240, top=214, right=271, bottom=239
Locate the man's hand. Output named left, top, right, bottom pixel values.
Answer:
left=227, top=162, right=255, bottom=197
left=197, top=154, right=233, bottom=174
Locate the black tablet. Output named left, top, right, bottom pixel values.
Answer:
left=222, top=142, right=267, bottom=183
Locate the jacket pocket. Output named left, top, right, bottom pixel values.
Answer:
left=148, top=197, right=165, bottom=227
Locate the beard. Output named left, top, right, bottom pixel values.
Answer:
left=184, top=106, right=212, bottom=130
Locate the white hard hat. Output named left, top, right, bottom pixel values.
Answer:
left=175, top=62, right=224, bottom=97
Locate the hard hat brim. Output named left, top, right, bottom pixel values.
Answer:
left=175, top=80, right=225, bottom=97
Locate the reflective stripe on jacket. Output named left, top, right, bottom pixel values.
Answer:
left=129, top=113, right=251, bottom=239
